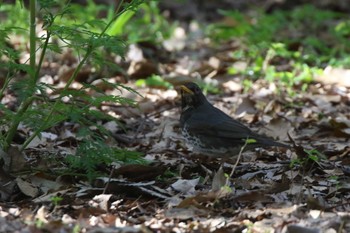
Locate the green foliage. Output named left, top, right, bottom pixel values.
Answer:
left=290, top=149, right=325, bottom=168
left=242, top=79, right=253, bottom=93
left=136, top=75, right=173, bottom=89
left=245, top=138, right=257, bottom=144
left=0, top=2, right=29, bottom=33
left=304, top=149, right=325, bottom=161
left=50, top=195, right=63, bottom=206
left=159, top=169, right=178, bottom=181
left=66, top=139, right=145, bottom=181
left=199, top=82, right=220, bottom=94
left=72, top=225, right=81, bottom=233
left=107, top=7, right=137, bottom=36
left=109, top=1, right=175, bottom=43
left=34, top=218, right=45, bottom=228
left=0, top=0, right=148, bottom=179
left=207, top=5, right=350, bottom=92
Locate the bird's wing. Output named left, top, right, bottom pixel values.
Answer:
left=186, top=105, right=283, bottom=146
left=188, top=117, right=287, bottom=148
left=187, top=116, right=254, bottom=139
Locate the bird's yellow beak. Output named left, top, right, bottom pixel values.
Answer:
left=180, top=85, right=194, bottom=95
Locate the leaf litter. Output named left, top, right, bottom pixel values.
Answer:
left=1, top=2, right=350, bottom=233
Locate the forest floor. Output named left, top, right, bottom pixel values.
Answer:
left=1, top=1, right=350, bottom=232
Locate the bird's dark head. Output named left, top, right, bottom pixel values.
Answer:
left=180, top=82, right=207, bottom=110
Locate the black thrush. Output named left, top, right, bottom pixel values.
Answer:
left=180, top=82, right=290, bottom=156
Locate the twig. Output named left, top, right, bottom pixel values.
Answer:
left=103, top=165, right=116, bottom=194
left=225, top=139, right=249, bottom=186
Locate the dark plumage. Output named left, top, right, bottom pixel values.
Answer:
left=180, top=82, right=289, bottom=156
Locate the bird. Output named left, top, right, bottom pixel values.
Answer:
left=179, top=82, right=290, bottom=157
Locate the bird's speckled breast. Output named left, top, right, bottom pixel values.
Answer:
left=181, top=125, right=240, bottom=156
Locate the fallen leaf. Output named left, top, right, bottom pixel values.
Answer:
left=16, top=178, right=39, bottom=197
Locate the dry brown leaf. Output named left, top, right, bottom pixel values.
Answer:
left=222, top=80, right=242, bottom=92
left=16, top=178, right=39, bottom=197
left=287, top=224, right=320, bottom=233
left=316, top=66, right=350, bottom=87
left=177, top=192, right=217, bottom=208
left=35, top=206, right=49, bottom=224
left=260, top=116, right=293, bottom=141
left=127, top=60, right=158, bottom=79
left=235, top=96, right=257, bottom=119
left=164, top=208, right=196, bottom=220
left=234, top=190, right=271, bottom=203
left=0, top=146, right=28, bottom=172
left=162, top=27, right=186, bottom=51
left=114, top=164, right=166, bottom=181
left=90, top=194, right=113, bottom=212
left=211, top=166, right=226, bottom=192
left=169, top=178, right=199, bottom=195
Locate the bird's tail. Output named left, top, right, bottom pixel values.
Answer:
left=255, top=135, right=290, bottom=149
